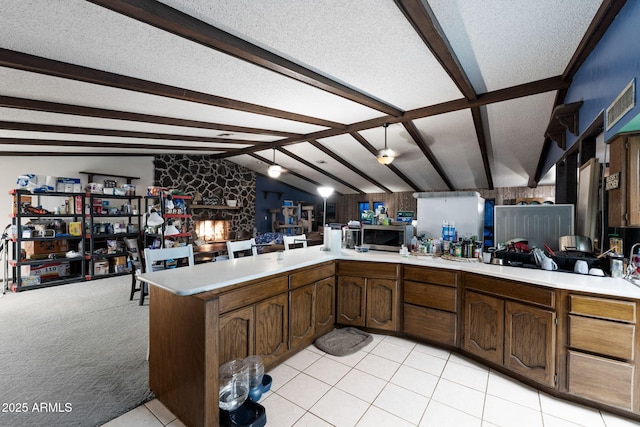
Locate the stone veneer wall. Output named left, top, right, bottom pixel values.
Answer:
left=153, top=155, right=256, bottom=239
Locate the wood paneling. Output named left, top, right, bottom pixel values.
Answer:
left=149, top=286, right=219, bottom=427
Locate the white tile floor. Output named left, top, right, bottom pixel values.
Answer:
left=103, top=334, right=640, bottom=427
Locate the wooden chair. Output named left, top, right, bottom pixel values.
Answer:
left=124, top=237, right=145, bottom=305
left=144, top=245, right=195, bottom=272
left=283, top=234, right=307, bottom=250
left=226, top=238, right=258, bottom=259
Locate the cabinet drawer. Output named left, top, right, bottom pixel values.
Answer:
left=404, top=280, right=457, bottom=312
left=403, top=304, right=456, bottom=346
left=568, top=350, right=634, bottom=410
left=218, top=275, right=288, bottom=313
left=464, top=273, right=554, bottom=308
left=338, top=260, right=398, bottom=278
left=570, top=295, right=636, bottom=323
left=569, top=315, right=635, bottom=360
left=289, top=262, right=335, bottom=289
left=403, top=266, right=457, bottom=287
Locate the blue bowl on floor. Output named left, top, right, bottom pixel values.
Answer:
left=261, top=374, right=272, bottom=393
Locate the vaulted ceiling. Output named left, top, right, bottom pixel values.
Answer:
left=0, top=0, right=624, bottom=195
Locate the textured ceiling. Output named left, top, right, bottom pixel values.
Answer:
left=0, top=0, right=612, bottom=195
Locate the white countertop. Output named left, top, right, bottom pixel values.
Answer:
left=138, top=247, right=640, bottom=299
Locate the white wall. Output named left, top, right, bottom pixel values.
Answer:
left=0, top=156, right=155, bottom=283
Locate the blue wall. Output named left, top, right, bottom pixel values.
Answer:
left=255, top=175, right=320, bottom=233
left=543, top=1, right=640, bottom=172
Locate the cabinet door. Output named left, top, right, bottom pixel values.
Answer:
left=290, top=284, right=316, bottom=349
left=255, top=293, right=288, bottom=367
left=463, top=291, right=504, bottom=365
left=315, top=277, right=336, bottom=337
left=219, top=305, right=254, bottom=364
left=366, top=278, right=399, bottom=331
left=337, top=276, right=366, bottom=327
left=504, top=301, right=556, bottom=387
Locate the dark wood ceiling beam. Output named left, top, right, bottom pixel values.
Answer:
left=277, top=147, right=365, bottom=195
left=87, top=0, right=404, bottom=117
left=0, top=96, right=300, bottom=138
left=0, top=121, right=263, bottom=145
left=350, top=131, right=421, bottom=192
left=0, top=48, right=344, bottom=129
left=0, top=152, right=153, bottom=157
left=402, top=121, right=453, bottom=190
left=470, top=107, right=494, bottom=189
left=0, top=138, right=224, bottom=152
left=394, top=0, right=477, bottom=101
left=216, top=76, right=570, bottom=157
left=308, top=139, right=393, bottom=193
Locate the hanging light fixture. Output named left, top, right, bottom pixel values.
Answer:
left=377, top=123, right=396, bottom=165
left=267, top=148, right=282, bottom=178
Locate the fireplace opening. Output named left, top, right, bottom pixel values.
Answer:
left=194, top=219, right=230, bottom=242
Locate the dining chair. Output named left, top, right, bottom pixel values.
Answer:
left=144, top=244, right=195, bottom=272
left=226, top=238, right=258, bottom=259
left=283, top=234, right=307, bottom=250
left=123, top=237, right=145, bottom=305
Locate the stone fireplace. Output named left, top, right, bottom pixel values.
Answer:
left=194, top=219, right=230, bottom=243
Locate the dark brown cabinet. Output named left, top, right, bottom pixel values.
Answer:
left=337, top=261, right=400, bottom=332
left=608, top=132, right=640, bottom=227
left=504, top=300, right=556, bottom=386
left=403, top=266, right=459, bottom=346
left=288, top=262, right=336, bottom=349
left=565, top=294, right=637, bottom=410
left=255, top=293, right=288, bottom=367
left=217, top=274, right=289, bottom=367
left=462, top=273, right=557, bottom=387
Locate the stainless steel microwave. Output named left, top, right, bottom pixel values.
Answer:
left=361, top=224, right=414, bottom=252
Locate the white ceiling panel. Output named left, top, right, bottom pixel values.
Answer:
left=0, top=0, right=381, bottom=124
left=429, top=0, right=603, bottom=92
left=162, top=0, right=464, bottom=111
left=0, top=67, right=326, bottom=135
left=317, top=133, right=417, bottom=193
left=0, top=0, right=615, bottom=193
left=0, top=108, right=281, bottom=142
left=485, top=91, right=558, bottom=188
left=412, top=109, right=487, bottom=190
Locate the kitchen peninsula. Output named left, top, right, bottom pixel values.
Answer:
left=140, top=248, right=640, bottom=427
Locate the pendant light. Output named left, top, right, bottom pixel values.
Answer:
left=164, top=220, right=181, bottom=236
left=267, top=148, right=282, bottom=177
left=377, top=123, right=396, bottom=165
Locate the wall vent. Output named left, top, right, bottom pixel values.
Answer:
left=606, top=78, right=635, bottom=131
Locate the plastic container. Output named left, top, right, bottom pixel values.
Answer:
left=219, top=359, right=250, bottom=412
left=219, top=398, right=266, bottom=427
left=243, top=355, right=264, bottom=388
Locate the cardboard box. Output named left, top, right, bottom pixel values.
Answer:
left=23, top=262, right=70, bottom=280
left=69, top=222, right=82, bottom=236
left=12, top=194, right=32, bottom=215
left=94, top=259, right=109, bottom=276
left=23, top=240, right=69, bottom=259
left=111, top=256, right=128, bottom=274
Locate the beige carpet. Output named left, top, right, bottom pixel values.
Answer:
left=0, top=275, right=152, bottom=426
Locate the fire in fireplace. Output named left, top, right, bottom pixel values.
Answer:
left=195, top=219, right=230, bottom=242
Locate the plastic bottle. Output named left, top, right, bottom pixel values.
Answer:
left=441, top=220, right=449, bottom=241
left=410, top=235, right=418, bottom=252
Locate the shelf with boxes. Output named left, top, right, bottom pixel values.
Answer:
left=143, top=188, right=192, bottom=249
left=85, top=193, right=142, bottom=279
left=8, top=190, right=87, bottom=291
